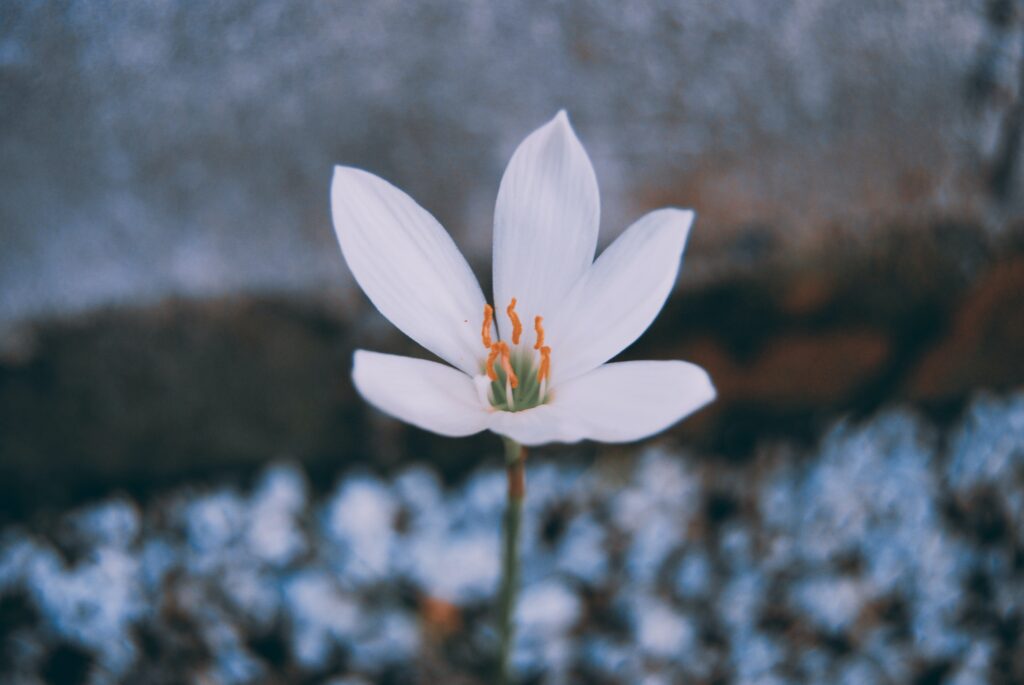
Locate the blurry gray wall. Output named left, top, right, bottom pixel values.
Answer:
left=2, top=0, right=1022, bottom=326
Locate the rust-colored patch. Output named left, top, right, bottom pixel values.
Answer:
left=908, top=258, right=1024, bottom=400
left=780, top=274, right=836, bottom=316
left=419, top=595, right=462, bottom=638
left=683, top=330, right=891, bottom=407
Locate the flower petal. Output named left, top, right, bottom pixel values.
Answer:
left=488, top=404, right=588, bottom=447
left=549, top=360, right=715, bottom=443
left=332, top=166, right=487, bottom=375
left=352, top=350, right=491, bottom=437
left=550, top=209, right=694, bottom=383
left=492, top=111, right=600, bottom=343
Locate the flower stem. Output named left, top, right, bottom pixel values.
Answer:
left=498, top=436, right=526, bottom=684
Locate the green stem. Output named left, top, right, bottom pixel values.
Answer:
left=498, top=437, right=526, bottom=685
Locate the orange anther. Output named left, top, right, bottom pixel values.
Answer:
left=506, top=298, right=523, bottom=345
left=485, top=343, right=500, bottom=382
left=499, top=341, right=519, bottom=388
left=537, top=346, right=551, bottom=383
left=481, top=304, right=494, bottom=349
left=533, top=316, right=545, bottom=350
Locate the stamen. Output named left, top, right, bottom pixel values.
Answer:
left=533, top=316, right=545, bottom=350
left=537, top=345, right=551, bottom=384
left=499, top=342, right=518, bottom=388
left=481, top=304, right=494, bottom=349
left=485, top=343, right=500, bottom=381
left=506, top=298, right=523, bottom=345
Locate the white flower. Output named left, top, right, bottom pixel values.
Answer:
left=330, top=111, right=715, bottom=446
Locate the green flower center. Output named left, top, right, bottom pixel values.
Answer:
left=485, top=348, right=548, bottom=412
left=479, top=298, right=551, bottom=412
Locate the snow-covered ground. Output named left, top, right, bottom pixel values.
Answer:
left=2, top=391, right=1022, bottom=684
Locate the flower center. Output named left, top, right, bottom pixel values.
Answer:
left=480, top=298, right=551, bottom=412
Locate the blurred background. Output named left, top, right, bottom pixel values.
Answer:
left=1, top=1, right=1023, bottom=684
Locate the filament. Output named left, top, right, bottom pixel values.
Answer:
left=485, top=343, right=500, bottom=381
left=499, top=341, right=518, bottom=388
left=537, top=345, right=551, bottom=384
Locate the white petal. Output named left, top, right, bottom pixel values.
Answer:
left=492, top=111, right=600, bottom=343
left=352, top=350, right=491, bottom=438
left=488, top=404, right=589, bottom=447
left=549, top=209, right=694, bottom=383
left=549, top=360, right=715, bottom=443
left=332, top=166, right=487, bottom=375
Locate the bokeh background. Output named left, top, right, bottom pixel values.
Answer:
left=2, top=2, right=1023, bottom=684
